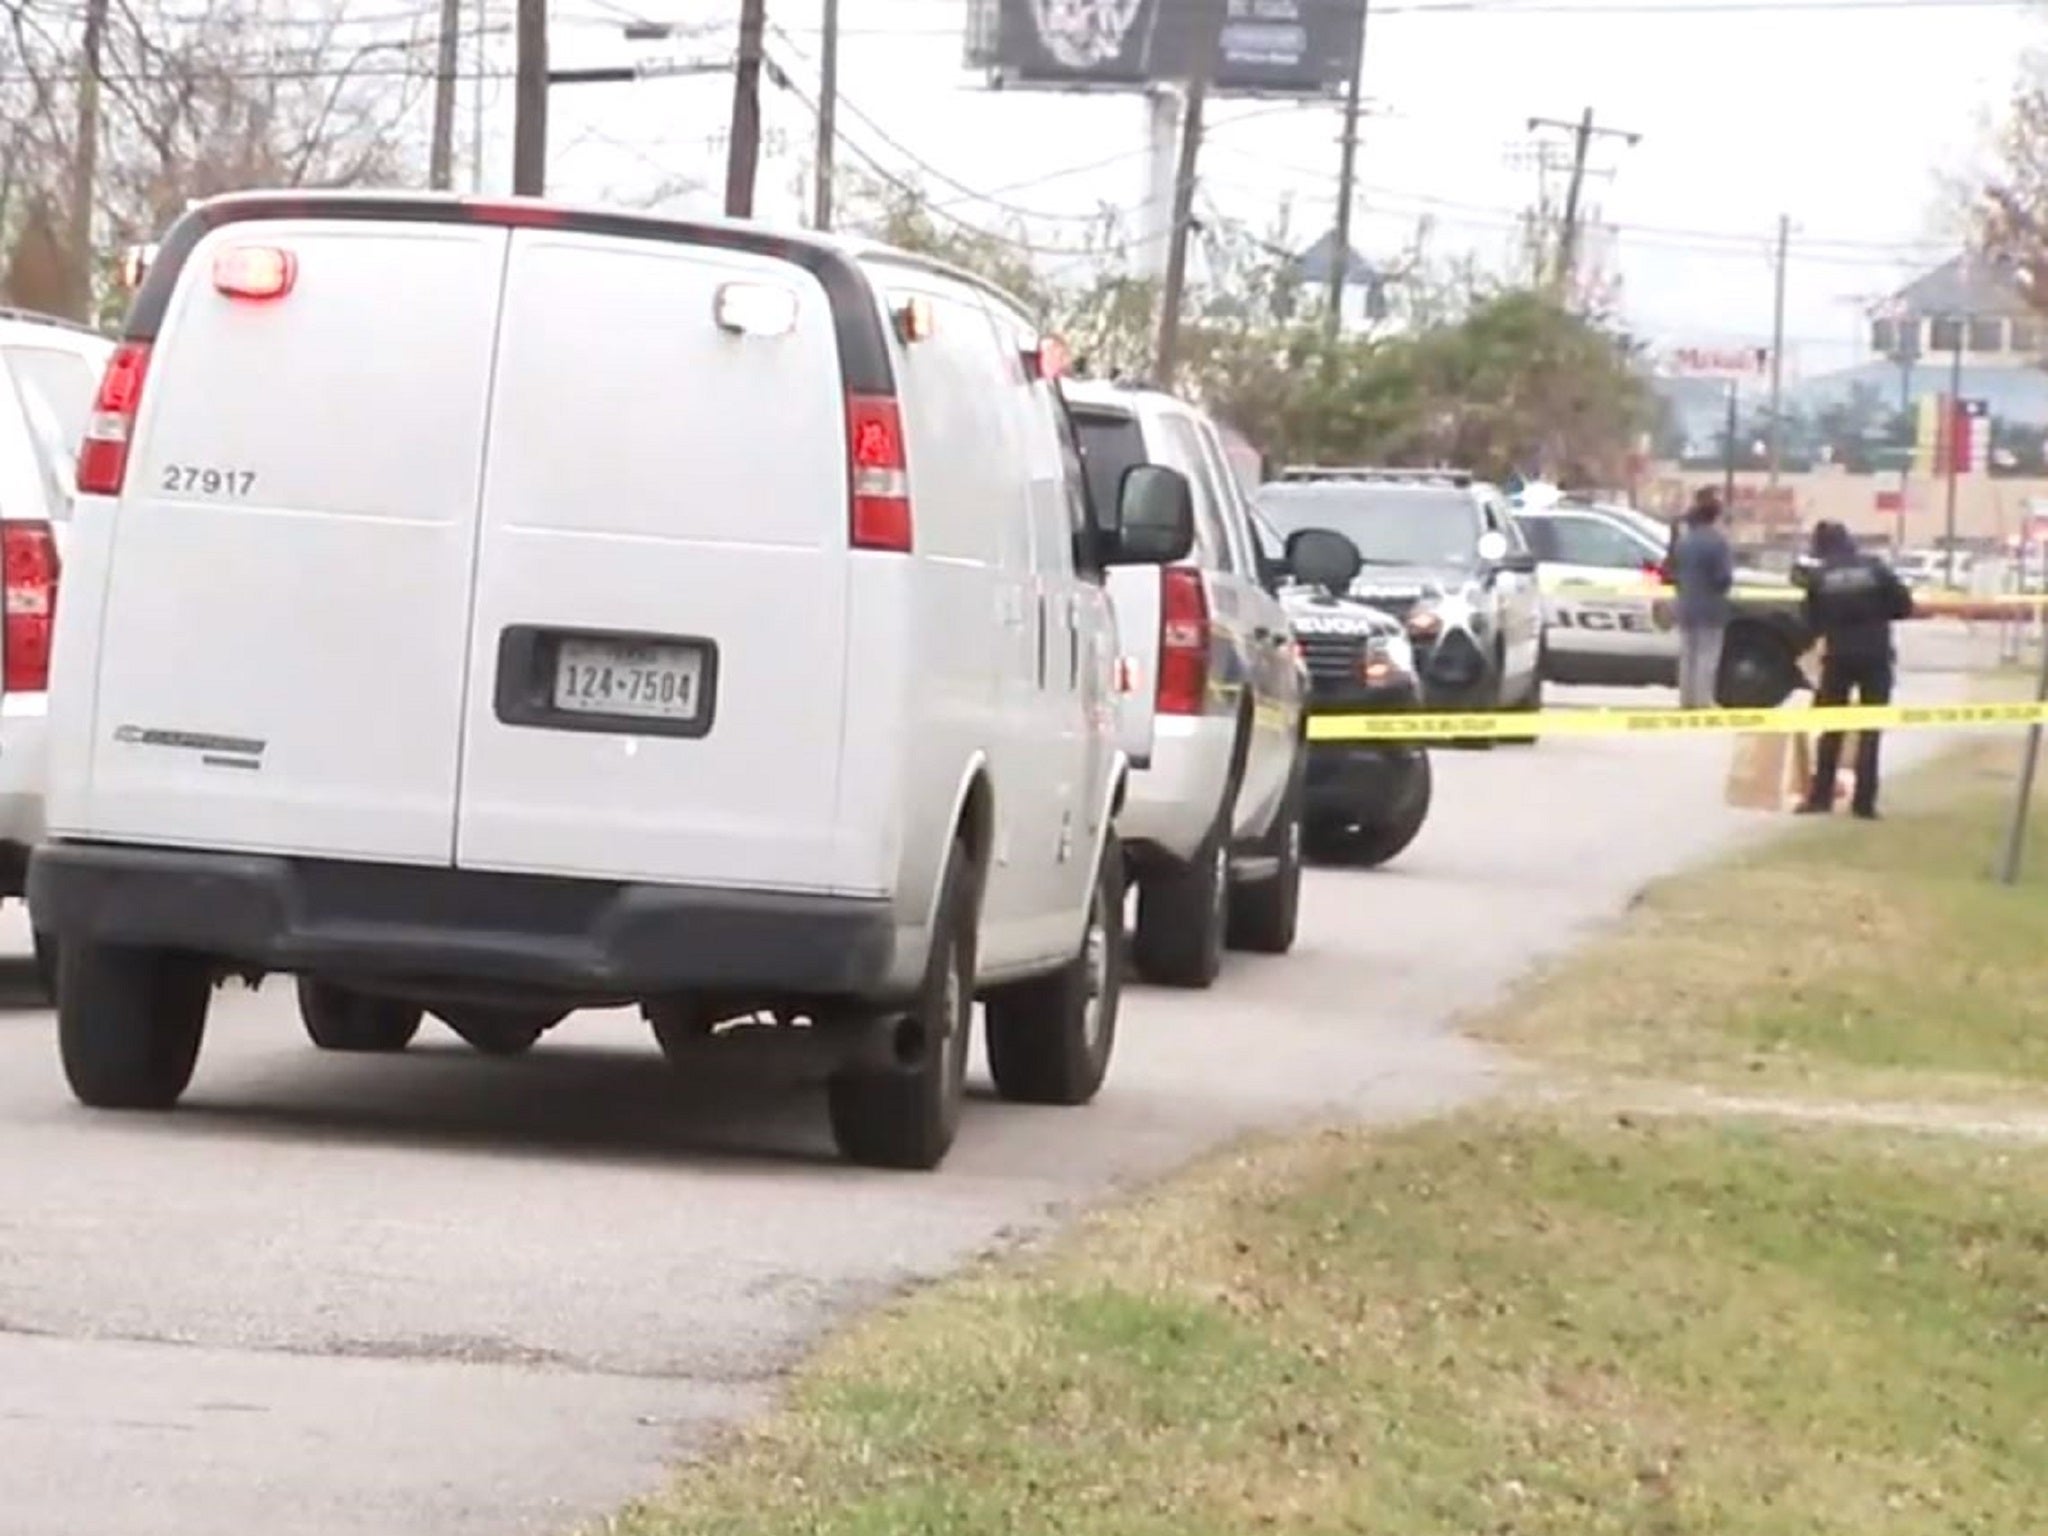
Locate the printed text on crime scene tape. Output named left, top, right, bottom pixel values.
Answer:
left=1306, top=700, right=2048, bottom=743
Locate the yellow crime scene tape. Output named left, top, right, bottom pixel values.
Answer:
left=1308, top=699, right=2048, bottom=743
left=1561, top=580, right=2048, bottom=615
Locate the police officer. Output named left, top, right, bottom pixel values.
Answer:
left=1793, top=521, right=1914, bottom=818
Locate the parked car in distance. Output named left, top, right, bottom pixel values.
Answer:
left=0, top=306, right=113, bottom=994
left=1257, top=518, right=1433, bottom=867
left=1063, top=379, right=1307, bottom=987
left=1509, top=489, right=1810, bottom=706
left=1255, top=468, right=1544, bottom=733
left=32, top=192, right=1196, bottom=1172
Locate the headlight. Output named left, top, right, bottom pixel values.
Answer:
left=1413, top=589, right=1480, bottom=635
left=1361, top=633, right=1416, bottom=685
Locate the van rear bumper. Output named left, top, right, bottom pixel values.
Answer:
left=29, top=842, right=901, bottom=1003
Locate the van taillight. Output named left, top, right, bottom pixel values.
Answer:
left=1, top=522, right=59, bottom=694
left=76, top=341, right=153, bottom=496
left=1156, top=566, right=1209, bottom=715
left=847, top=393, right=912, bottom=553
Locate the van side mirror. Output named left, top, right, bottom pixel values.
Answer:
left=1285, top=527, right=1363, bottom=592
left=1107, top=464, right=1195, bottom=566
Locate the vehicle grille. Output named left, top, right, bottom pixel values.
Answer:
left=1298, top=633, right=1367, bottom=686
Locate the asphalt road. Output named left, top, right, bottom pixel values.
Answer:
left=0, top=637, right=1983, bottom=1536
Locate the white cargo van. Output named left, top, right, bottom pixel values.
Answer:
left=31, top=192, right=1194, bottom=1170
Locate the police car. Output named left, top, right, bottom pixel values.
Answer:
left=1509, top=485, right=1809, bottom=707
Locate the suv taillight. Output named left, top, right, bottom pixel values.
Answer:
left=2, top=522, right=60, bottom=694
left=1156, top=566, right=1209, bottom=715
left=847, top=392, right=912, bottom=552
left=77, top=341, right=153, bottom=496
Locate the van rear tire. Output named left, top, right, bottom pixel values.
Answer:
left=32, top=928, right=58, bottom=1002
left=827, top=846, right=976, bottom=1171
left=297, top=979, right=422, bottom=1053
left=58, top=942, right=212, bottom=1110
left=985, top=832, right=1123, bottom=1106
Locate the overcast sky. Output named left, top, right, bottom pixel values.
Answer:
left=523, top=0, right=2036, bottom=384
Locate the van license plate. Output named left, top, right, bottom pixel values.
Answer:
left=552, top=639, right=705, bottom=721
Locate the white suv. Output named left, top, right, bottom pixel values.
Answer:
left=1064, top=381, right=1307, bottom=988
left=0, top=308, right=112, bottom=989
left=31, top=192, right=1194, bottom=1171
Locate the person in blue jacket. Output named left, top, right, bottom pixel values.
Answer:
left=1669, top=487, right=1736, bottom=707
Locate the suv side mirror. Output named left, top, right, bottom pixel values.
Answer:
left=1106, top=464, right=1195, bottom=566
left=1285, top=527, right=1364, bottom=592
left=1477, top=528, right=1537, bottom=575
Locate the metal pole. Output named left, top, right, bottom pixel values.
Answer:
left=1722, top=379, right=1738, bottom=510
left=1944, top=322, right=1963, bottom=588
left=1324, top=0, right=1370, bottom=342
left=1766, top=213, right=1789, bottom=491
left=1154, top=0, right=1219, bottom=384
left=470, top=0, right=488, bottom=191
left=1996, top=617, right=2048, bottom=884
left=1895, top=343, right=1913, bottom=559
left=812, top=0, right=839, bottom=229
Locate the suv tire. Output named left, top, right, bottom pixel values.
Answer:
left=1307, top=752, right=1433, bottom=869
left=32, top=928, right=58, bottom=1002
left=59, top=943, right=213, bottom=1109
left=297, top=978, right=422, bottom=1053
left=438, top=1007, right=560, bottom=1056
left=1133, top=830, right=1227, bottom=988
left=985, top=830, right=1123, bottom=1106
left=828, top=843, right=976, bottom=1170
left=1227, top=760, right=1303, bottom=955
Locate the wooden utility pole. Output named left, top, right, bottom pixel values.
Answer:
left=812, top=0, right=840, bottom=229
left=66, top=0, right=109, bottom=322
left=725, top=0, right=768, bottom=217
left=1527, top=106, right=1639, bottom=299
left=1324, top=0, right=1370, bottom=342
left=512, top=0, right=548, bottom=195
left=429, top=0, right=464, bottom=190
left=1154, top=0, right=1221, bottom=382
left=1765, top=213, right=1791, bottom=489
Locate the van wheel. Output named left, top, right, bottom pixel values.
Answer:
left=985, top=832, right=1123, bottom=1106
left=32, top=928, right=58, bottom=1001
left=1132, top=830, right=1227, bottom=989
left=58, top=943, right=213, bottom=1110
left=297, top=979, right=421, bottom=1053
left=438, top=1007, right=560, bottom=1057
left=827, top=846, right=976, bottom=1171
left=1227, top=762, right=1303, bottom=955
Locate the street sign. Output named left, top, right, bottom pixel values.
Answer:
left=1663, top=344, right=1771, bottom=380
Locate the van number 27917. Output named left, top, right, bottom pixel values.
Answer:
left=161, top=465, right=256, bottom=497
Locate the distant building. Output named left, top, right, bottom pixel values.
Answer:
left=1291, top=230, right=1387, bottom=336
left=1870, top=254, right=2041, bottom=368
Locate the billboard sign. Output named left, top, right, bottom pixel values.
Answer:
left=966, top=0, right=1365, bottom=98
left=1662, top=344, right=1771, bottom=380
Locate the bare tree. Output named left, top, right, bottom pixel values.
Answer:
left=1977, top=49, right=2048, bottom=305
left=1, top=0, right=430, bottom=317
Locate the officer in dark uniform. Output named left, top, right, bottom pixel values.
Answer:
left=1792, top=521, right=1914, bottom=818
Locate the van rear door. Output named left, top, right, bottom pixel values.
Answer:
left=450, top=229, right=854, bottom=893
left=80, top=217, right=508, bottom=863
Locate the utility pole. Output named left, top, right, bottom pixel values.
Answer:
left=812, top=0, right=840, bottom=229
left=1154, top=0, right=1221, bottom=383
left=1324, top=0, right=1371, bottom=342
left=1526, top=107, right=1639, bottom=300
left=726, top=0, right=768, bottom=218
left=1765, top=213, right=1791, bottom=490
left=429, top=0, right=464, bottom=190
left=1722, top=380, right=1738, bottom=511
left=66, top=0, right=109, bottom=322
left=471, top=0, right=489, bottom=191
left=512, top=0, right=548, bottom=195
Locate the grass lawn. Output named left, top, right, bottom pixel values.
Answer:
left=1477, top=741, right=2048, bottom=1101
left=601, top=742, right=2048, bottom=1536
left=606, top=1113, right=2048, bottom=1536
